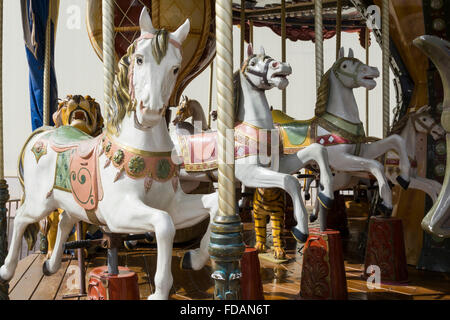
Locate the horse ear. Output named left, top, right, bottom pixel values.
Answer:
left=417, top=105, right=431, bottom=113
left=139, top=7, right=156, bottom=35
left=348, top=48, right=355, bottom=58
left=339, top=47, right=345, bottom=59
left=260, top=46, right=266, bottom=57
left=172, top=19, right=190, bottom=44
left=247, top=43, right=254, bottom=57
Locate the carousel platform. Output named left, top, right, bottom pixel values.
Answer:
left=8, top=218, right=450, bottom=300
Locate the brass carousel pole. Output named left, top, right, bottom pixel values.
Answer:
left=209, top=0, right=245, bottom=300
left=315, top=0, right=324, bottom=91
left=208, top=62, right=214, bottom=129
left=0, top=0, right=9, bottom=301
left=281, top=0, right=287, bottom=113
left=249, top=20, right=254, bottom=45
left=240, top=0, right=245, bottom=65
left=335, top=0, right=342, bottom=60
left=382, top=0, right=390, bottom=138
left=102, top=0, right=119, bottom=276
left=365, top=27, right=370, bottom=135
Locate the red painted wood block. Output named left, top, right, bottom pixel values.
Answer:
left=88, top=266, right=140, bottom=300
left=299, top=229, right=348, bottom=300
left=240, top=247, right=264, bottom=300
left=364, top=216, right=408, bottom=283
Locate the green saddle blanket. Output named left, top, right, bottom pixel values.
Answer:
left=272, top=110, right=312, bottom=146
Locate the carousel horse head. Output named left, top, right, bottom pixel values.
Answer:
left=241, top=44, right=292, bottom=91
left=332, top=47, right=380, bottom=90
left=173, top=95, right=192, bottom=125
left=411, top=105, right=445, bottom=140
left=53, top=95, right=104, bottom=136
left=106, top=7, right=190, bottom=135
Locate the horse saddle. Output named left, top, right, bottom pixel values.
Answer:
left=272, top=110, right=313, bottom=153
left=42, top=126, right=104, bottom=213
left=177, top=122, right=269, bottom=172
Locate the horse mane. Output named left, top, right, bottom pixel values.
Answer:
left=106, top=29, right=170, bottom=136
left=389, top=112, right=411, bottom=136
left=314, top=69, right=331, bottom=117
left=233, top=71, right=241, bottom=120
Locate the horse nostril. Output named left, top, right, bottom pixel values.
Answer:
left=272, top=61, right=279, bottom=68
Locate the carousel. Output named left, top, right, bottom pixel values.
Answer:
left=0, top=0, right=449, bottom=301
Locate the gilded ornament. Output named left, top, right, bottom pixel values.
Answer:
left=113, top=149, right=124, bottom=165
left=129, top=156, right=145, bottom=175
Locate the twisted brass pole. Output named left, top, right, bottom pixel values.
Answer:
left=240, top=0, right=245, bottom=65
left=0, top=0, right=9, bottom=301
left=43, top=0, right=52, bottom=126
left=281, top=0, right=287, bottom=113
left=336, top=0, right=342, bottom=60
left=365, top=27, right=370, bottom=135
left=315, top=0, right=324, bottom=91
left=209, top=0, right=244, bottom=300
left=382, top=0, right=390, bottom=138
left=103, top=0, right=115, bottom=117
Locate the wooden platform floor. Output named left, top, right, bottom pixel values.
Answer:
left=8, top=219, right=450, bottom=300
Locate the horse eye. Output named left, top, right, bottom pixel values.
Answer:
left=136, top=57, right=143, bottom=65
left=422, top=118, right=427, bottom=121
left=343, top=64, right=347, bottom=69
left=250, top=60, right=256, bottom=66
left=174, top=67, right=180, bottom=75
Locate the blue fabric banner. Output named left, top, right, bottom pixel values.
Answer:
left=21, top=0, right=59, bottom=130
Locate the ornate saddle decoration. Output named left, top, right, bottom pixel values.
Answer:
left=102, top=134, right=179, bottom=192
left=272, top=110, right=367, bottom=155
left=177, top=122, right=272, bottom=172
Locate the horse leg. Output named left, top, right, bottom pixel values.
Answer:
left=171, top=191, right=218, bottom=271
left=0, top=201, right=53, bottom=281
left=332, top=154, right=393, bottom=216
left=43, top=210, right=78, bottom=275
left=236, top=165, right=309, bottom=242
left=295, top=144, right=334, bottom=209
left=105, top=199, right=176, bottom=300
left=361, top=135, right=411, bottom=189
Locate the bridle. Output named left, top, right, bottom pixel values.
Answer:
left=129, top=31, right=183, bottom=130
left=332, top=57, right=364, bottom=87
left=410, top=112, right=439, bottom=135
left=241, top=54, right=275, bottom=90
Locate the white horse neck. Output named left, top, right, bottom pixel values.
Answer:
left=189, top=100, right=209, bottom=131
left=326, top=72, right=361, bottom=124
left=399, top=117, right=417, bottom=160
left=114, top=111, right=174, bottom=153
left=237, top=73, right=275, bottom=129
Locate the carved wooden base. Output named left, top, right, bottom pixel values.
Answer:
left=299, top=229, right=348, bottom=300
left=240, top=247, right=264, bottom=300
left=87, top=266, right=140, bottom=300
left=364, top=216, right=408, bottom=283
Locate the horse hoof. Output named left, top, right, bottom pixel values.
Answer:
left=309, top=214, right=318, bottom=223
left=318, top=193, right=333, bottom=210
left=396, top=176, right=410, bottom=190
left=291, top=228, right=308, bottom=243
left=180, top=251, right=193, bottom=270
left=378, top=203, right=393, bottom=218
left=305, top=194, right=311, bottom=201
left=42, top=261, right=53, bottom=276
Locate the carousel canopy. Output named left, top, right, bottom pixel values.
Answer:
left=232, top=0, right=367, bottom=44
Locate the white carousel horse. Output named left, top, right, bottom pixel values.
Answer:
left=304, top=105, right=445, bottom=219
left=0, top=9, right=218, bottom=300
left=414, top=35, right=450, bottom=238
left=273, top=48, right=412, bottom=222
left=172, top=45, right=335, bottom=272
